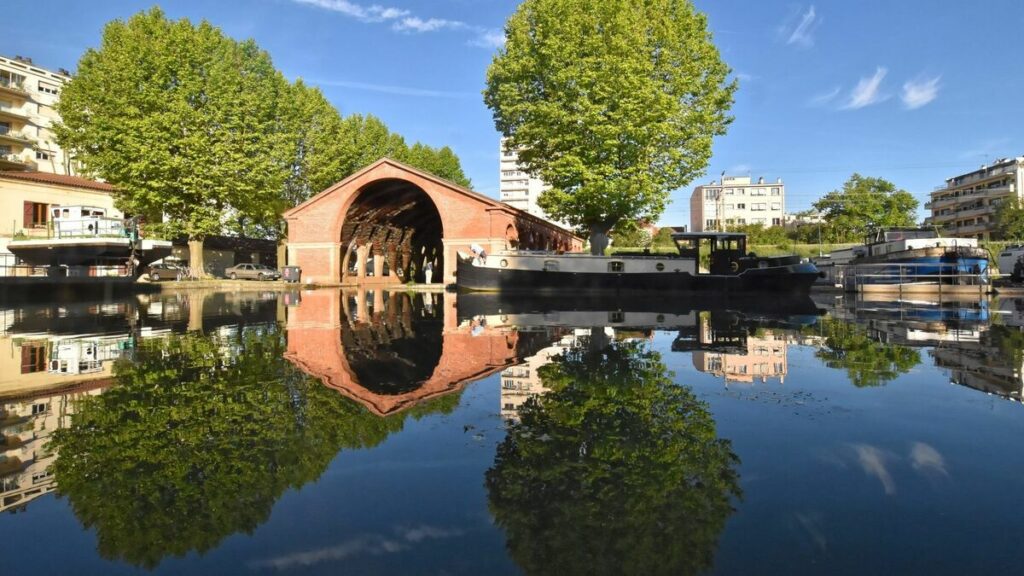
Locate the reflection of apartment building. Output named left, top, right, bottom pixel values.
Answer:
left=498, top=139, right=556, bottom=224
left=925, top=157, right=1024, bottom=240
left=690, top=175, right=785, bottom=232
left=1, top=386, right=105, bottom=512
left=931, top=343, right=1024, bottom=402
left=500, top=331, right=584, bottom=419
left=0, top=55, right=76, bottom=175
left=693, top=329, right=789, bottom=384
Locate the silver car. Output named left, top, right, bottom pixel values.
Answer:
left=224, top=263, right=281, bottom=281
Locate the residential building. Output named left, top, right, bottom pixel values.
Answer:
left=925, top=157, right=1024, bottom=240
left=0, top=55, right=76, bottom=175
left=690, top=175, right=785, bottom=232
left=498, top=139, right=557, bottom=224
left=0, top=170, right=119, bottom=241
left=691, top=319, right=789, bottom=384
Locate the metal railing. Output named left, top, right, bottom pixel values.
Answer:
left=835, top=262, right=990, bottom=295
left=52, top=216, right=127, bottom=239
left=0, top=77, right=27, bottom=92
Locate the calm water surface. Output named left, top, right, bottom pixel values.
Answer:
left=1, top=289, right=1023, bottom=575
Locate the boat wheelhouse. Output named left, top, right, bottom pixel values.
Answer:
left=455, top=231, right=821, bottom=294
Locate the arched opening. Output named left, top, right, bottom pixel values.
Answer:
left=339, top=179, right=444, bottom=284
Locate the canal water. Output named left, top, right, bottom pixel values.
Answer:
left=1, top=289, right=1023, bottom=575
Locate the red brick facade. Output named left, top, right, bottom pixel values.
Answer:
left=283, top=158, right=582, bottom=285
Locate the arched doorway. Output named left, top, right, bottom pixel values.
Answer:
left=339, top=179, right=444, bottom=284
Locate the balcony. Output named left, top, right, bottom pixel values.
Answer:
left=0, top=153, right=36, bottom=170
left=955, top=205, right=994, bottom=219
left=955, top=222, right=992, bottom=235
left=949, top=166, right=1018, bottom=188
left=0, top=127, right=33, bottom=146
left=0, top=105, right=31, bottom=122
left=0, top=77, right=30, bottom=99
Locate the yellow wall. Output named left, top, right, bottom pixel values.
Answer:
left=0, top=177, right=120, bottom=238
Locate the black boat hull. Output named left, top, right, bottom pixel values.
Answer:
left=456, top=259, right=821, bottom=295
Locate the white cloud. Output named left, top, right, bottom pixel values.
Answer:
left=784, top=6, right=820, bottom=48
left=306, top=78, right=476, bottom=99
left=394, top=17, right=465, bottom=33
left=469, top=28, right=506, bottom=49
left=901, top=76, right=941, bottom=109
left=292, top=0, right=408, bottom=23
left=843, top=67, right=889, bottom=110
left=852, top=443, right=897, bottom=495
left=910, top=442, right=948, bottom=476
left=808, top=86, right=841, bottom=107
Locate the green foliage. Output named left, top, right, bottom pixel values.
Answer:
left=995, top=198, right=1024, bottom=242
left=55, top=8, right=472, bottom=241
left=55, top=8, right=294, bottom=240
left=724, top=223, right=789, bottom=246
left=610, top=221, right=652, bottom=248
left=50, top=325, right=459, bottom=569
left=812, top=174, right=920, bottom=243
left=812, top=318, right=921, bottom=387
left=486, top=337, right=740, bottom=576
left=484, top=0, right=735, bottom=249
left=651, top=227, right=677, bottom=248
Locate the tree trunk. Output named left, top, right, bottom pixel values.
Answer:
left=588, top=221, right=615, bottom=256
left=188, top=239, right=206, bottom=277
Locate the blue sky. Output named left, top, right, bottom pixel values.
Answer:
left=5, top=0, right=1024, bottom=225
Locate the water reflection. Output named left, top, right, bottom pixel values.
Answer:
left=486, top=332, right=741, bottom=576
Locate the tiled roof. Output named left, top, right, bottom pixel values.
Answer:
left=0, top=170, right=115, bottom=192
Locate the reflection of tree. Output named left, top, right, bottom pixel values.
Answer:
left=812, top=318, right=920, bottom=387
left=486, top=337, right=740, bottom=576
left=50, top=326, right=458, bottom=569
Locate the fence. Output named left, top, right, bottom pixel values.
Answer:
left=834, top=262, right=990, bottom=295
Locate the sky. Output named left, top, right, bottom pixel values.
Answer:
left=5, top=0, right=1024, bottom=225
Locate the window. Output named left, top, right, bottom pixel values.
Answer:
left=751, top=188, right=766, bottom=196
left=724, top=188, right=733, bottom=195
left=753, top=218, right=767, bottom=224
left=36, top=150, right=51, bottom=160
left=737, top=218, right=747, bottom=225
left=608, top=261, right=624, bottom=273
left=705, top=219, right=718, bottom=229
left=38, top=82, right=59, bottom=95
left=771, top=203, right=781, bottom=210
left=704, top=189, right=718, bottom=199
left=31, top=402, right=48, bottom=415
left=771, top=187, right=781, bottom=195
left=23, top=201, right=48, bottom=228
left=772, top=218, right=782, bottom=226
left=20, top=344, right=47, bottom=374
left=725, top=204, right=735, bottom=210
left=752, top=203, right=767, bottom=211
left=543, top=260, right=559, bottom=271
left=736, top=203, right=746, bottom=209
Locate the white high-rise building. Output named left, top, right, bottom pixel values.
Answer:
left=0, top=55, right=77, bottom=175
left=498, top=139, right=556, bottom=223
left=690, top=175, right=785, bottom=232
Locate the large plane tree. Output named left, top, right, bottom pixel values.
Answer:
left=484, top=0, right=735, bottom=253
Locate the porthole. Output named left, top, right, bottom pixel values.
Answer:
left=655, top=262, right=665, bottom=271
left=500, top=259, right=508, bottom=268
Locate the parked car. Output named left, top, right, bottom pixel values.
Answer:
left=224, top=263, right=281, bottom=281
left=146, top=261, right=184, bottom=281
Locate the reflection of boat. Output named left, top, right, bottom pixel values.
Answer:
left=823, top=295, right=989, bottom=346
left=457, top=232, right=822, bottom=294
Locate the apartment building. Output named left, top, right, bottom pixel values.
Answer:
left=498, top=139, right=556, bottom=223
left=689, top=175, right=785, bottom=232
left=0, top=55, right=76, bottom=175
left=925, top=157, right=1024, bottom=240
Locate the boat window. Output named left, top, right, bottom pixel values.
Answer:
left=608, top=261, right=624, bottom=273
left=543, top=260, right=559, bottom=271
left=656, top=262, right=665, bottom=271
left=608, top=311, right=624, bottom=323
left=62, top=208, right=70, bottom=218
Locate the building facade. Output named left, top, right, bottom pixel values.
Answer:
left=690, top=175, right=785, bottom=232
left=0, top=55, right=76, bottom=175
left=925, top=157, right=1024, bottom=240
left=498, top=139, right=558, bottom=224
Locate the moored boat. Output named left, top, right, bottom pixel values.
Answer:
left=456, top=232, right=822, bottom=294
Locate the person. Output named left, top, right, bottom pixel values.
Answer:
left=424, top=260, right=433, bottom=284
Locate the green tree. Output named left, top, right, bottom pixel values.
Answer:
left=812, top=174, right=919, bottom=243
left=651, top=227, right=678, bottom=248
left=401, top=142, right=473, bottom=188
left=486, top=337, right=740, bottom=576
left=610, top=221, right=652, bottom=249
left=484, top=0, right=735, bottom=254
left=55, top=8, right=294, bottom=269
left=995, top=198, right=1024, bottom=242
left=811, top=318, right=921, bottom=387
left=50, top=326, right=460, bottom=569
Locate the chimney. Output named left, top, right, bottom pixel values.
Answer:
left=776, top=177, right=782, bottom=184
left=14, top=55, right=33, bottom=64
left=758, top=176, right=764, bottom=184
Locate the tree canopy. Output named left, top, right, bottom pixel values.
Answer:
left=484, top=0, right=735, bottom=253
left=55, top=7, right=470, bottom=247
left=50, top=325, right=461, bottom=569
left=486, top=336, right=740, bottom=575
left=811, top=318, right=920, bottom=387
left=995, top=198, right=1024, bottom=242
left=812, top=174, right=920, bottom=243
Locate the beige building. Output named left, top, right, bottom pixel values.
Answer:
left=690, top=175, right=785, bottom=232
left=0, top=171, right=120, bottom=264
left=691, top=318, right=789, bottom=384
left=0, top=55, right=76, bottom=175
left=499, top=139, right=559, bottom=224
left=500, top=330, right=586, bottom=420
left=925, top=156, right=1024, bottom=240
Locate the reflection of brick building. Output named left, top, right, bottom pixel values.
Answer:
left=1, top=383, right=106, bottom=512
left=285, top=289, right=563, bottom=416
left=692, top=327, right=789, bottom=384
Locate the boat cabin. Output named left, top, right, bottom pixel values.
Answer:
left=672, top=232, right=749, bottom=274
left=866, top=228, right=939, bottom=244
left=49, top=205, right=124, bottom=238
